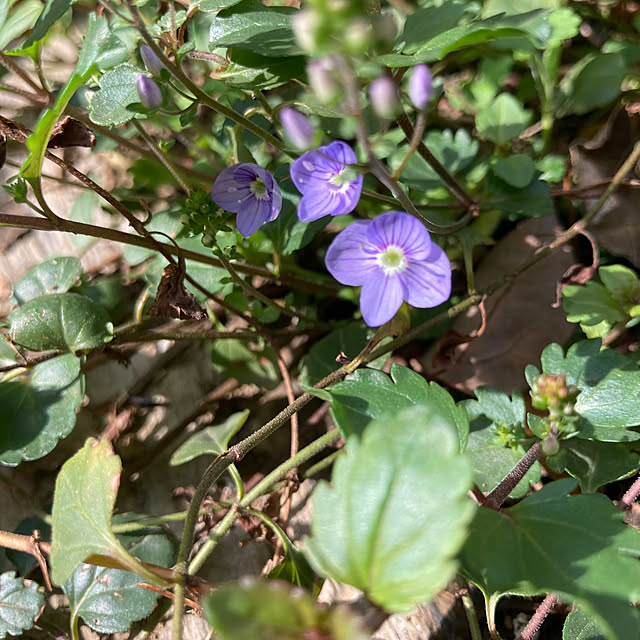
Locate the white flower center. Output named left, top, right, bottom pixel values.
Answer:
left=376, top=245, right=408, bottom=275
left=249, top=177, right=268, bottom=200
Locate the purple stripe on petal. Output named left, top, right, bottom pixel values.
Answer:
left=401, top=243, right=452, bottom=308
left=267, top=185, right=282, bottom=222
left=298, top=189, right=339, bottom=222
left=367, top=212, right=432, bottom=258
left=323, top=140, right=357, bottom=165
left=360, top=275, right=403, bottom=327
left=236, top=197, right=268, bottom=237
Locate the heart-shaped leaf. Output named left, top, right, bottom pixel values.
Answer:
left=10, top=293, right=113, bottom=352
left=12, top=257, right=83, bottom=305
left=304, top=405, right=474, bottom=612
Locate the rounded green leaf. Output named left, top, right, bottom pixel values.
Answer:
left=64, top=526, right=174, bottom=634
left=476, top=93, right=532, bottom=145
left=12, top=256, right=83, bottom=305
left=492, top=154, right=536, bottom=188
left=0, top=354, right=83, bottom=466
left=563, top=609, right=606, bottom=640
left=89, top=63, right=143, bottom=127
left=9, top=292, right=113, bottom=352
left=203, top=579, right=368, bottom=640
left=0, top=571, right=44, bottom=638
left=304, top=406, right=474, bottom=612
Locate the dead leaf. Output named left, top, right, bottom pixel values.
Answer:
left=424, top=215, right=575, bottom=394
left=570, top=107, right=640, bottom=266
left=147, top=262, right=207, bottom=320
left=48, top=116, right=96, bottom=149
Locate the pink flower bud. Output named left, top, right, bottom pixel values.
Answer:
left=369, top=76, right=398, bottom=119
left=280, top=107, right=315, bottom=149
left=307, top=58, right=338, bottom=104
left=137, top=75, right=162, bottom=109
left=409, top=64, right=432, bottom=110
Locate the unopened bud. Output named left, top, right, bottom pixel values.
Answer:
left=344, top=18, right=372, bottom=54
left=280, top=107, right=315, bottom=149
left=409, top=64, right=432, bottom=110
left=542, top=433, right=560, bottom=456
left=369, top=75, right=398, bottom=119
left=307, top=58, right=339, bottom=104
left=140, top=44, right=165, bottom=77
left=137, top=75, right=163, bottom=109
left=292, top=9, right=323, bottom=55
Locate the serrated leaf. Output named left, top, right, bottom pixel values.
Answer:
left=64, top=525, right=174, bottom=634
left=548, top=439, right=640, bottom=492
left=51, top=439, right=130, bottom=585
left=476, top=93, right=532, bottom=146
left=323, top=364, right=469, bottom=446
left=0, top=571, right=44, bottom=638
left=575, top=363, right=640, bottom=428
left=203, top=579, right=368, bottom=640
left=0, top=354, right=83, bottom=466
left=12, top=257, right=83, bottom=305
left=599, top=265, right=640, bottom=310
left=563, top=609, right=606, bottom=640
left=209, top=0, right=301, bottom=57
left=170, top=410, right=249, bottom=466
left=89, top=63, right=142, bottom=127
left=304, top=406, right=474, bottom=612
left=492, top=154, right=536, bottom=188
left=9, top=292, right=112, bottom=352
left=461, top=479, right=640, bottom=640
left=562, top=281, right=624, bottom=338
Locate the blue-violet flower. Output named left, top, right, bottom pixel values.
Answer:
left=409, top=64, right=433, bottom=110
left=290, top=140, right=363, bottom=222
left=211, top=163, right=282, bottom=237
left=137, top=75, right=163, bottom=109
left=280, top=107, right=315, bottom=149
left=325, top=211, right=451, bottom=326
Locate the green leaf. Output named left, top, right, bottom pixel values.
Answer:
left=548, top=439, right=640, bottom=493
left=491, top=154, right=536, bottom=188
left=400, top=1, right=468, bottom=55
left=0, top=0, right=43, bottom=50
left=14, top=0, right=73, bottom=52
left=9, top=293, right=113, bottom=352
left=599, top=265, right=640, bottom=314
left=169, top=410, right=249, bottom=465
left=575, top=362, right=640, bottom=429
left=12, top=257, right=83, bottom=305
left=562, top=281, right=624, bottom=339
left=50, top=438, right=128, bottom=585
left=75, top=13, right=128, bottom=77
left=0, top=354, right=83, bottom=466
left=461, top=479, right=640, bottom=640
left=198, top=0, right=244, bottom=11
left=298, top=323, right=373, bottom=386
left=89, top=63, right=142, bottom=127
left=64, top=525, right=174, bottom=634
left=485, top=174, right=553, bottom=218
left=203, top=579, right=368, bottom=640
left=0, top=571, right=44, bottom=638
left=324, top=364, right=469, bottom=446
left=476, top=93, right=532, bottom=145
left=218, top=49, right=305, bottom=90
left=563, top=609, right=607, bottom=640
left=557, top=53, right=625, bottom=116
left=304, top=406, right=474, bottom=612
left=268, top=539, right=319, bottom=595
left=209, top=0, right=302, bottom=57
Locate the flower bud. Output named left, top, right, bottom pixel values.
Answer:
left=280, top=107, right=315, bottom=149
left=369, top=75, right=398, bottom=119
left=344, top=17, right=372, bottom=54
left=292, top=9, right=323, bottom=55
left=409, top=64, right=432, bottom=110
left=140, top=44, right=165, bottom=77
left=307, top=58, right=339, bottom=104
left=137, top=75, right=163, bottom=109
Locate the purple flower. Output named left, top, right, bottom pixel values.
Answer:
left=137, top=75, right=162, bottom=109
left=280, top=107, right=315, bottom=149
left=325, top=212, right=451, bottom=327
left=211, top=164, right=282, bottom=237
left=290, top=141, right=363, bottom=222
left=409, top=64, right=432, bottom=110
left=140, top=44, right=165, bottom=77
left=369, top=75, right=399, bottom=119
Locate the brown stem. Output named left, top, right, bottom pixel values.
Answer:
left=484, top=442, right=542, bottom=510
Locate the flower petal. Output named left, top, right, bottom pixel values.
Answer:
left=367, top=211, right=431, bottom=259
left=323, top=140, right=357, bottom=165
left=360, top=274, right=404, bottom=327
left=401, top=243, right=452, bottom=308
left=290, top=150, right=337, bottom=194
left=325, top=220, right=377, bottom=286
left=236, top=197, right=271, bottom=237
left=211, top=166, right=252, bottom=214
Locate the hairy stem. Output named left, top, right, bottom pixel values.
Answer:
left=519, top=594, right=557, bottom=640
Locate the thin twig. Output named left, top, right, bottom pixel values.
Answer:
left=519, top=594, right=558, bottom=640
